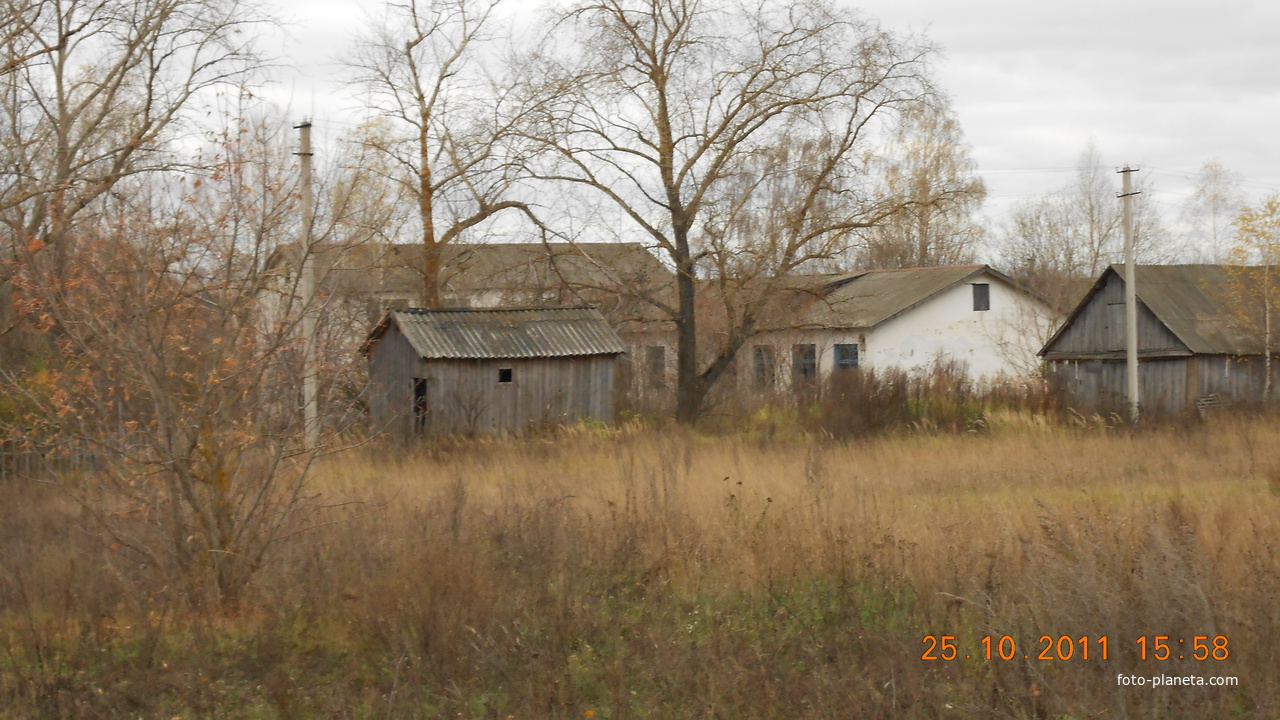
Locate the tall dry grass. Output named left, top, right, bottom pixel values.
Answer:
left=3, top=418, right=1279, bottom=717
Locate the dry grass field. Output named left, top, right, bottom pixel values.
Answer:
left=3, top=415, right=1280, bottom=718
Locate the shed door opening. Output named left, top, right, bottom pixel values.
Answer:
left=413, top=377, right=428, bottom=431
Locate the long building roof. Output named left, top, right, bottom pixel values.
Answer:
left=364, top=306, right=626, bottom=359
left=797, top=265, right=1036, bottom=329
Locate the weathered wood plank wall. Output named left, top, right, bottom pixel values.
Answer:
left=1048, top=272, right=1187, bottom=356
left=1049, top=355, right=1280, bottom=414
left=368, top=323, right=617, bottom=436
left=1049, top=358, right=1189, bottom=414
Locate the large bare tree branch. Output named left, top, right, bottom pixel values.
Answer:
left=345, top=0, right=541, bottom=307
left=523, top=0, right=937, bottom=422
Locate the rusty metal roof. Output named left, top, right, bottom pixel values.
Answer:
left=799, top=265, right=1021, bottom=329
left=366, top=306, right=626, bottom=359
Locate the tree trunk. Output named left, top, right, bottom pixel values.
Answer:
left=420, top=111, right=439, bottom=308
left=1265, top=265, right=1272, bottom=403
left=916, top=172, right=930, bottom=265
left=674, top=231, right=701, bottom=424
left=424, top=239, right=442, bottom=308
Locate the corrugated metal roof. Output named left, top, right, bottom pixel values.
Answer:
left=799, top=265, right=991, bottom=329
left=1041, top=264, right=1270, bottom=357
left=1126, top=264, right=1265, bottom=355
left=368, top=306, right=626, bottom=359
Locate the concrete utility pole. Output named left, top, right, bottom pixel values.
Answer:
left=296, top=121, right=319, bottom=450
left=1119, top=166, right=1140, bottom=424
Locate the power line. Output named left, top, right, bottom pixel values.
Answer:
left=1144, top=166, right=1280, bottom=192
left=979, top=167, right=1077, bottom=175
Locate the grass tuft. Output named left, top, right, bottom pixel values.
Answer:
left=2, top=417, right=1278, bottom=717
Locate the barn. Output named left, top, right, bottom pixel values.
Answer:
left=1040, top=264, right=1278, bottom=414
left=364, top=307, right=626, bottom=435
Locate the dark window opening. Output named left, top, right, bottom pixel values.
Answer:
left=792, top=344, right=817, bottom=384
left=753, top=345, right=776, bottom=390
left=834, top=343, right=859, bottom=370
left=498, top=368, right=513, bottom=384
left=646, top=345, right=666, bottom=389
left=973, top=283, right=990, bottom=311
left=412, top=378, right=428, bottom=432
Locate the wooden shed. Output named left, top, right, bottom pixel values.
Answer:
left=1040, top=264, right=1278, bottom=414
left=364, top=307, right=626, bottom=435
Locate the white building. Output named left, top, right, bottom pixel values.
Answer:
left=750, top=265, right=1057, bottom=389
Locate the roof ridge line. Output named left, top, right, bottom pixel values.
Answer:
left=396, top=305, right=599, bottom=314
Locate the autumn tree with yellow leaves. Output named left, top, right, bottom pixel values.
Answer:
left=1230, top=194, right=1280, bottom=402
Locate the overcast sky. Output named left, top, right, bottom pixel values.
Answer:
left=260, top=0, right=1280, bottom=249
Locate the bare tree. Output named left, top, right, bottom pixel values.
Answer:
left=344, top=0, right=541, bottom=307
left=0, top=0, right=56, bottom=77
left=0, top=107, right=353, bottom=607
left=998, top=142, right=1172, bottom=310
left=329, top=119, right=416, bottom=251
left=1183, top=159, right=1244, bottom=263
left=0, top=0, right=265, bottom=283
left=857, top=99, right=986, bottom=268
left=524, top=0, right=934, bottom=422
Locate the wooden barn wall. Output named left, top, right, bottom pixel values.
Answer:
left=367, top=323, right=431, bottom=436
left=368, top=332, right=617, bottom=435
left=425, top=357, right=616, bottom=434
left=1048, top=354, right=1280, bottom=413
left=1048, top=358, right=1189, bottom=415
left=1197, top=356, right=1280, bottom=403
left=1047, top=272, right=1187, bottom=355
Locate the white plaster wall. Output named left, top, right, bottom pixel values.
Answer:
left=757, top=271, right=1054, bottom=385
left=857, top=274, right=1049, bottom=379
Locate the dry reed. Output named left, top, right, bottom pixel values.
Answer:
left=2, top=417, right=1278, bottom=717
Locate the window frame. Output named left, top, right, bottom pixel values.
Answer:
left=834, top=343, right=859, bottom=370
left=753, top=345, right=776, bottom=390
left=645, top=345, right=666, bottom=389
left=972, top=283, right=991, bottom=312
left=791, top=343, right=817, bottom=384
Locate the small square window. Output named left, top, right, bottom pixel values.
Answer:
left=972, top=283, right=990, bottom=312
left=834, top=343, right=859, bottom=370
left=498, top=368, right=513, bottom=384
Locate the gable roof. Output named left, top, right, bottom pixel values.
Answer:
left=798, top=265, right=1031, bottom=329
left=293, top=241, right=671, bottom=300
left=276, top=240, right=675, bottom=327
left=363, top=306, right=626, bottom=359
left=1041, top=264, right=1268, bottom=357
left=433, top=242, right=670, bottom=291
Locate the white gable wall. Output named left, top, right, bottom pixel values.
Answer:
left=757, top=270, right=1052, bottom=387
left=859, top=273, right=1046, bottom=378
